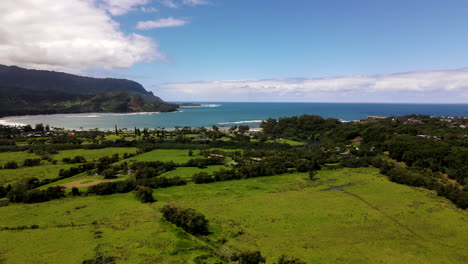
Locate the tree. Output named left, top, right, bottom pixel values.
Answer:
left=160, top=204, right=209, bottom=235
left=34, top=123, right=44, bottom=132
left=102, top=169, right=117, bottom=179
left=192, top=172, right=214, bottom=184
left=237, top=250, right=266, bottom=264
left=71, top=187, right=80, bottom=196
left=6, top=184, right=27, bottom=203
left=309, top=170, right=317, bottom=181
left=23, top=158, right=41, bottom=167
left=134, top=185, right=155, bottom=203
left=3, top=161, right=18, bottom=169
left=238, top=125, right=250, bottom=134
left=188, top=149, right=193, bottom=157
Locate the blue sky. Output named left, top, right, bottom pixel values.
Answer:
left=1, top=0, right=468, bottom=103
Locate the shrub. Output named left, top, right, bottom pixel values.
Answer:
left=3, top=161, right=18, bottom=169
left=23, top=158, right=41, bottom=167
left=309, top=170, right=317, bottom=180
left=6, top=184, right=28, bottom=203
left=237, top=250, right=266, bottom=264
left=87, top=181, right=135, bottom=196
left=160, top=204, right=209, bottom=235
left=102, top=169, right=117, bottom=179
left=71, top=187, right=81, bottom=196
left=134, top=185, right=155, bottom=203
left=192, top=172, right=214, bottom=184
left=72, top=156, right=87, bottom=163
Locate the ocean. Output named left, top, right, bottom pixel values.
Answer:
left=0, top=102, right=467, bottom=130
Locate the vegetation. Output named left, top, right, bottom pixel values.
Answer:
left=0, top=114, right=467, bottom=263
left=161, top=204, right=209, bottom=235
left=0, top=64, right=178, bottom=116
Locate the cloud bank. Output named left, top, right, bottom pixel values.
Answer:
left=137, top=17, right=188, bottom=29
left=159, top=69, right=468, bottom=103
left=0, top=0, right=162, bottom=72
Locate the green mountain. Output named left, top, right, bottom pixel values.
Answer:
left=0, top=65, right=178, bottom=116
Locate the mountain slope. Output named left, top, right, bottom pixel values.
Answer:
left=0, top=65, right=177, bottom=116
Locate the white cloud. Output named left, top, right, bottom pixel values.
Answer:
left=140, top=6, right=159, bottom=13
left=159, top=0, right=209, bottom=8
left=100, top=0, right=149, bottom=15
left=136, top=17, right=188, bottom=29
left=0, top=0, right=163, bottom=72
left=159, top=69, right=468, bottom=102
left=159, top=0, right=178, bottom=8
left=182, top=0, right=209, bottom=6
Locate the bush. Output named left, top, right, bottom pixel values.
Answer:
left=136, top=177, right=186, bottom=189
left=87, top=181, right=136, bottom=196
left=3, top=161, right=18, bottom=169
left=102, top=169, right=117, bottom=179
left=6, top=184, right=28, bottom=203
left=0, top=185, right=11, bottom=198
left=71, top=187, right=81, bottom=196
left=134, top=185, right=155, bottom=203
left=160, top=204, right=209, bottom=235
left=192, top=172, right=214, bottom=184
left=23, top=158, right=41, bottom=167
left=309, top=170, right=317, bottom=180
left=237, top=250, right=266, bottom=264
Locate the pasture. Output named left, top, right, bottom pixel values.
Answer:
left=1, top=167, right=467, bottom=263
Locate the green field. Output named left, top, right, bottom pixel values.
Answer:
left=1, top=167, right=467, bottom=263
left=52, top=147, right=138, bottom=162
left=160, top=165, right=228, bottom=180
left=0, top=147, right=138, bottom=186
left=0, top=164, right=74, bottom=186
left=127, top=149, right=200, bottom=164
left=0, top=151, right=42, bottom=167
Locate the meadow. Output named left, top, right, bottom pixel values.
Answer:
left=1, top=149, right=467, bottom=264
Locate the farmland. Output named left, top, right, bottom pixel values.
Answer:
left=0, top=148, right=467, bottom=263
left=1, top=115, right=467, bottom=263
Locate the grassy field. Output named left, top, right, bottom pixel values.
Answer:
left=52, top=147, right=138, bottom=162
left=156, top=168, right=468, bottom=263
left=0, top=164, right=74, bottom=186
left=127, top=149, right=200, bottom=164
left=0, top=151, right=41, bottom=166
left=0, top=194, right=220, bottom=263
left=160, top=165, right=228, bottom=180
left=1, top=167, right=467, bottom=263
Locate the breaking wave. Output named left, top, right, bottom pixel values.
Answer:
left=217, top=120, right=263, bottom=125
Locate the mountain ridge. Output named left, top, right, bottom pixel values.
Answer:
left=0, top=65, right=178, bottom=117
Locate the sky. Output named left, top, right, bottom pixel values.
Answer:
left=1, top=0, right=468, bottom=103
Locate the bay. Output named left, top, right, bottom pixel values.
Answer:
left=0, top=102, right=467, bottom=130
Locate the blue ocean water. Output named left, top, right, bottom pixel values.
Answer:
left=0, top=102, right=467, bottom=130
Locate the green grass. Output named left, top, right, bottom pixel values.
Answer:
left=0, top=167, right=467, bottom=263
left=0, top=151, right=41, bottom=166
left=267, top=139, right=306, bottom=146
left=104, top=135, right=122, bottom=140
left=52, top=147, right=138, bottom=162
left=128, top=149, right=200, bottom=164
left=160, top=165, right=228, bottom=180
left=0, top=194, right=219, bottom=263
left=156, top=168, right=468, bottom=263
left=0, top=164, right=74, bottom=186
